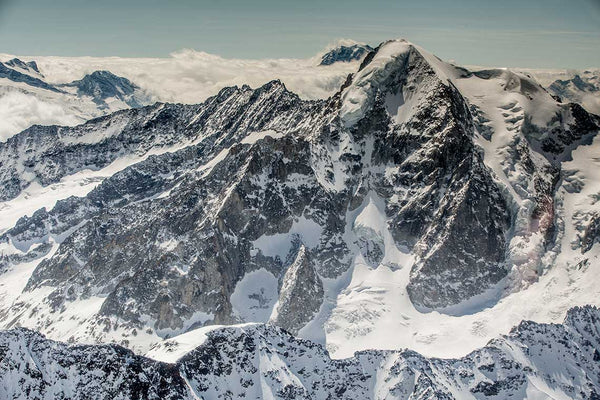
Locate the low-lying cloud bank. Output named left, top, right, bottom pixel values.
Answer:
left=0, top=90, right=82, bottom=139
left=31, top=48, right=358, bottom=103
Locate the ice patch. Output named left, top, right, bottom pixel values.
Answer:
left=241, top=129, right=284, bottom=145
left=353, top=192, right=406, bottom=267
left=252, top=216, right=322, bottom=260
left=60, top=117, right=128, bottom=145
left=230, top=268, right=278, bottom=323
left=199, top=147, right=230, bottom=178
left=158, top=238, right=178, bottom=252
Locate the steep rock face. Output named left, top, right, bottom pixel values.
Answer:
left=0, top=103, right=193, bottom=201
left=581, top=213, right=600, bottom=253
left=0, top=81, right=310, bottom=202
left=407, top=158, right=509, bottom=309
left=1, top=306, right=599, bottom=400
left=271, top=245, right=324, bottom=334
left=339, top=41, right=510, bottom=309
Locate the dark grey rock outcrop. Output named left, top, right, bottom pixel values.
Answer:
left=320, top=43, right=373, bottom=65
left=271, top=245, right=324, bottom=334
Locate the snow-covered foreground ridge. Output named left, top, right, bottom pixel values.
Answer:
left=1, top=306, right=600, bottom=400
left=1, top=38, right=600, bottom=365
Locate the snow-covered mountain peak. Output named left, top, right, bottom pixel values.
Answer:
left=0, top=59, right=62, bottom=93
left=319, top=40, right=373, bottom=66
left=339, top=39, right=456, bottom=127
left=4, top=57, right=43, bottom=78
left=548, top=72, right=600, bottom=115
left=63, top=70, right=151, bottom=109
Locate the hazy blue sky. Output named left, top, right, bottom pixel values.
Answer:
left=0, top=0, right=599, bottom=68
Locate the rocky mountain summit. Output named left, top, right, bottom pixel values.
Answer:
left=0, top=38, right=599, bottom=365
left=319, top=42, right=373, bottom=65
left=4, top=58, right=43, bottom=76
left=1, top=306, right=599, bottom=399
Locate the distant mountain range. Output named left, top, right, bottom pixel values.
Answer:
left=547, top=71, right=600, bottom=115
left=0, top=57, right=152, bottom=139
left=0, top=56, right=150, bottom=106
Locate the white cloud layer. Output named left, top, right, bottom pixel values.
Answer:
left=0, top=90, right=83, bottom=139
left=3, top=43, right=363, bottom=103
